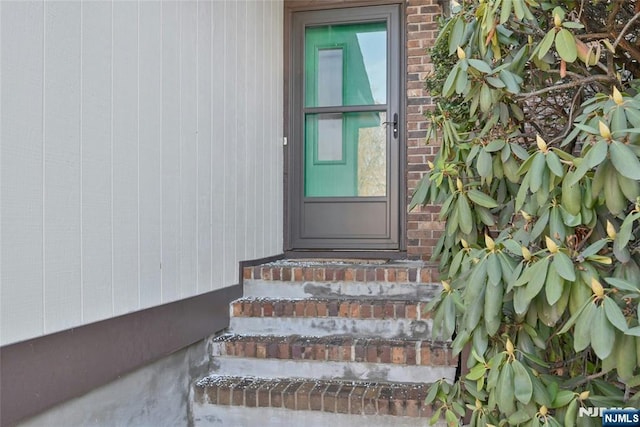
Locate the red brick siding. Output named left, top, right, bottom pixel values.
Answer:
left=406, top=0, right=443, bottom=260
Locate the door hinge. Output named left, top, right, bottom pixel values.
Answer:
left=283, top=137, right=288, bottom=146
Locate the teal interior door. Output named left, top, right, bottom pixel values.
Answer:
left=289, top=5, right=401, bottom=250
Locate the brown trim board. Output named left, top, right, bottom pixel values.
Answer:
left=0, top=284, right=242, bottom=426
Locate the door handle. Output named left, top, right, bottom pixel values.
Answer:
left=383, top=113, right=398, bottom=139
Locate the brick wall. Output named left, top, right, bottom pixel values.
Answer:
left=405, top=0, right=443, bottom=260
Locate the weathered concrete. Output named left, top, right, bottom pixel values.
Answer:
left=16, top=339, right=212, bottom=427
left=228, top=316, right=433, bottom=339
left=207, top=357, right=455, bottom=384
left=192, top=403, right=448, bottom=426
left=244, top=280, right=440, bottom=301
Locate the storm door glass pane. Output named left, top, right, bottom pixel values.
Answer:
left=305, top=112, right=386, bottom=197
left=305, top=22, right=387, bottom=107
left=317, top=114, right=343, bottom=161
left=317, top=49, right=343, bottom=107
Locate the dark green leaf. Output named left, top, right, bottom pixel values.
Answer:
left=484, top=279, right=504, bottom=335
left=611, top=106, right=627, bottom=133
left=573, top=301, right=595, bottom=351
left=424, top=382, right=439, bottom=404
left=477, top=149, right=493, bottom=178
left=512, top=359, right=533, bottom=404
left=603, top=297, right=628, bottom=332
left=475, top=206, right=496, bottom=226
left=591, top=305, right=615, bottom=359
left=443, top=65, right=460, bottom=97
left=497, top=363, right=516, bottom=415
left=467, top=363, right=487, bottom=381
left=467, top=189, right=498, bottom=208
left=568, top=140, right=607, bottom=186
left=500, top=0, right=513, bottom=23
left=457, top=195, right=473, bottom=235
left=524, top=257, right=550, bottom=300
left=626, top=326, right=640, bottom=336
left=609, top=140, right=640, bottom=180
left=514, top=286, right=530, bottom=315
left=409, top=173, right=431, bottom=211
left=562, top=21, right=584, bottom=29
left=546, top=151, right=564, bottom=177
left=555, top=28, right=577, bottom=62
left=480, top=83, right=493, bottom=113
left=485, top=139, right=506, bottom=152
left=545, top=264, right=565, bottom=305
left=553, top=251, right=575, bottom=281
left=445, top=409, right=458, bottom=425
left=604, top=277, right=640, bottom=293
left=529, top=154, right=546, bottom=193
left=468, top=58, right=492, bottom=73
left=538, top=29, right=555, bottom=59
left=486, top=75, right=506, bottom=88
left=508, top=409, right=532, bottom=425
left=580, top=239, right=608, bottom=258
left=552, top=389, right=575, bottom=408
left=448, top=17, right=465, bottom=55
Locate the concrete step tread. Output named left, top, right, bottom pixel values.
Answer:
left=243, top=260, right=439, bottom=284
left=243, top=280, right=441, bottom=302
left=231, top=297, right=430, bottom=320
left=211, top=334, right=454, bottom=367
left=193, top=375, right=439, bottom=418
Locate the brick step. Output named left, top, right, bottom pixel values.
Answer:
left=211, top=335, right=453, bottom=367
left=243, top=260, right=439, bottom=284
left=231, top=297, right=430, bottom=320
left=193, top=376, right=438, bottom=419
left=207, top=335, right=456, bottom=384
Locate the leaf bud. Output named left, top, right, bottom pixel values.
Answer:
left=461, top=238, right=469, bottom=249
left=457, top=177, right=464, bottom=192
left=553, top=13, right=562, bottom=27
left=606, top=220, right=617, bottom=240
left=536, top=135, right=548, bottom=152
left=598, top=121, right=611, bottom=139
left=540, top=405, right=548, bottom=416
left=457, top=46, right=466, bottom=60
left=591, top=277, right=605, bottom=298
left=612, top=87, right=624, bottom=105
left=442, top=280, right=451, bottom=292
left=521, top=210, right=532, bottom=221
left=506, top=338, right=515, bottom=355
left=427, top=160, right=435, bottom=169
left=579, top=390, right=590, bottom=401
left=475, top=399, right=482, bottom=410
left=545, top=236, right=559, bottom=254
left=485, top=234, right=495, bottom=251
left=522, top=246, right=531, bottom=261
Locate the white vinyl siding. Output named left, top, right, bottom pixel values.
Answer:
left=0, top=0, right=283, bottom=346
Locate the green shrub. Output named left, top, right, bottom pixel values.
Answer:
left=413, top=1, right=640, bottom=426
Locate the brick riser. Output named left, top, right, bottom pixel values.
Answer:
left=211, top=335, right=454, bottom=367
left=193, top=376, right=435, bottom=418
left=231, top=298, right=429, bottom=320
left=244, top=263, right=439, bottom=284
left=193, top=261, right=454, bottom=426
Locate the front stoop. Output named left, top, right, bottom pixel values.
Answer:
left=191, top=260, right=457, bottom=426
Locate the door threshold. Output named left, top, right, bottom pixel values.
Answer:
left=284, top=250, right=407, bottom=261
